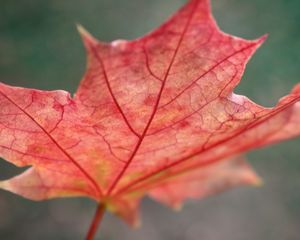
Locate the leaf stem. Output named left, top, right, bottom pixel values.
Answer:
left=86, top=203, right=106, bottom=240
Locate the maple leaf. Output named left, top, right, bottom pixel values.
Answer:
left=0, top=0, right=300, bottom=231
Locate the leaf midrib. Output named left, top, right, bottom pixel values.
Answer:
left=100, top=0, right=200, bottom=196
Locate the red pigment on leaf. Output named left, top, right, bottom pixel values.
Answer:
left=1, top=0, right=300, bottom=226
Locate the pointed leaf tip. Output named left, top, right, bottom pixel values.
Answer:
left=173, top=203, right=183, bottom=212
left=253, top=178, right=264, bottom=187
left=291, top=83, right=300, bottom=94
left=257, top=34, right=268, bottom=45
left=76, top=24, right=98, bottom=46
left=0, top=180, right=9, bottom=190
left=132, top=218, right=141, bottom=229
left=246, top=172, right=263, bottom=187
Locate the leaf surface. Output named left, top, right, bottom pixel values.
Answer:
left=1, top=0, right=300, bottom=225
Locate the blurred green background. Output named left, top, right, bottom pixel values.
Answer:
left=0, top=0, right=299, bottom=239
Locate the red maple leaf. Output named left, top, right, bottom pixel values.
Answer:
left=0, top=0, right=299, bottom=238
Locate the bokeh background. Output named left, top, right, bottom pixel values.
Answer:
left=0, top=0, right=300, bottom=239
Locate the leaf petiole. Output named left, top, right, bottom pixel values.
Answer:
left=86, top=203, right=106, bottom=240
